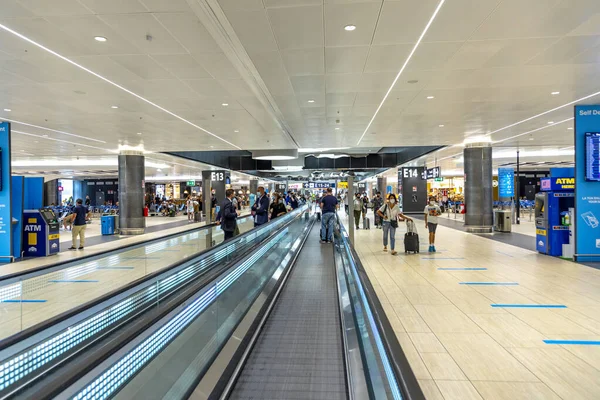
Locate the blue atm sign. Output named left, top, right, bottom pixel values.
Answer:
left=540, top=177, right=575, bottom=191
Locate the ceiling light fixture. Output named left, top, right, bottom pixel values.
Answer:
left=547, top=121, right=554, bottom=124
left=335, top=127, right=340, bottom=130
left=234, top=130, right=239, bottom=133
left=357, top=0, right=446, bottom=145
left=111, top=105, right=118, bottom=109
left=137, top=132, right=142, bottom=135
left=494, top=118, right=573, bottom=144
left=0, top=22, right=241, bottom=150
left=3, top=108, right=11, bottom=112
left=12, top=130, right=109, bottom=152
left=427, top=96, right=435, bottom=99
left=568, top=127, right=573, bottom=130
left=439, top=124, right=445, bottom=127
left=252, top=149, right=298, bottom=161
left=94, top=36, right=107, bottom=42
left=0, top=118, right=106, bottom=143
left=307, top=100, right=315, bottom=103
left=222, top=103, right=229, bottom=106
left=551, top=91, right=560, bottom=95
left=344, top=25, right=356, bottom=31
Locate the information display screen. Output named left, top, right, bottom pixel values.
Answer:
left=585, top=132, right=600, bottom=181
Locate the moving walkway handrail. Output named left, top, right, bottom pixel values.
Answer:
left=0, top=208, right=305, bottom=398
left=0, top=213, right=251, bottom=285
left=335, top=213, right=425, bottom=400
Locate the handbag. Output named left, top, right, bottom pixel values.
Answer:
left=384, top=204, right=399, bottom=228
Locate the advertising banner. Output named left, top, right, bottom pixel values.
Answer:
left=0, top=122, right=12, bottom=262
left=498, top=168, right=515, bottom=198
left=574, top=105, right=600, bottom=262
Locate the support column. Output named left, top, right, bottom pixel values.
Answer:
left=516, top=150, right=520, bottom=224
left=347, top=176, right=355, bottom=245
left=249, top=179, right=258, bottom=195
left=464, top=143, right=493, bottom=233
left=118, top=152, right=146, bottom=235
left=377, top=177, right=386, bottom=195
left=202, top=170, right=229, bottom=223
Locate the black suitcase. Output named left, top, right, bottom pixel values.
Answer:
left=404, top=232, right=419, bottom=253
left=363, top=216, right=370, bottom=229
left=316, top=211, right=321, bottom=221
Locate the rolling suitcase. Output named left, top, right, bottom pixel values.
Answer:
left=362, top=216, right=370, bottom=229
left=316, top=211, right=321, bottom=221
left=404, top=220, right=419, bottom=254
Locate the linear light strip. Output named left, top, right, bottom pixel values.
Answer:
left=0, top=118, right=106, bottom=144
left=487, top=93, right=598, bottom=137
left=12, top=130, right=111, bottom=152
left=493, top=118, right=573, bottom=144
left=356, top=0, right=446, bottom=145
left=0, top=23, right=241, bottom=150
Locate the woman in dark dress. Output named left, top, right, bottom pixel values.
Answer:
left=270, top=193, right=287, bottom=220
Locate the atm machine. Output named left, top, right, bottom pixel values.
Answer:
left=22, top=208, right=60, bottom=257
left=535, top=177, right=574, bottom=257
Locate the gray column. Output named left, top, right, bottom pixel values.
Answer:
left=464, top=144, right=493, bottom=233
left=249, top=179, right=258, bottom=195
left=202, top=170, right=229, bottom=222
left=377, top=177, right=386, bottom=195
left=118, top=152, right=145, bottom=235
left=347, top=176, right=354, bottom=245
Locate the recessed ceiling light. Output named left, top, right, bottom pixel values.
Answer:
left=156, top=169, right=162, bottom=171
left=548, top=121, right=554, bottom=124
left=137, top=132, right=142, bottom=135
left=111, top=105, right=118, bottom=109
left=551, top=91, right=560, bottom=95
left=3, top=108, right=11, bottom=112
left=344, top=25, right=356, bottom=31
left=94, top=36, right=107, bottom=42
left=335, top=127, right=340, bottom=130
left=222, top=103, right=229, bottom=106
left=234, top=130, right=239, bottom=133
left=427, top=96, right=434, bottom=99
left=307, top=100, right=315, bottom=103
left=20, top=149, right=24, bottom=152
left=568, top=127, right=573, bottom=130
left=529, top=135, right=534, bottom=141
left=439, top=124, right=445, bottom=128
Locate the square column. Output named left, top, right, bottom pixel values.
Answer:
left=118, top=152, right=146, bottom=235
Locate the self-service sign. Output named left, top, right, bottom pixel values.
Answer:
left=0, top=122, right=11, bottom=262
left=575, top=105, right=600, bottom=262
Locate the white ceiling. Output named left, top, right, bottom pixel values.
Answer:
left=1, top=0, right=598, bottom=171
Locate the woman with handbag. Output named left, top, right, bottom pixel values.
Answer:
left=376, top=194, right=411, bottom=255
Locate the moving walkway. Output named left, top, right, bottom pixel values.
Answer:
left=0, top=206, right=423, bottom=400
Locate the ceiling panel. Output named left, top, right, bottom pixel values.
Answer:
left=324, top=2, right=381, bottom=47
left=281, top=48, right=324, bottom=76
left=268, top=5, right=323, bottom=50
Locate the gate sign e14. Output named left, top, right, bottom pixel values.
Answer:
left=498, top=168, right=515, bottom=198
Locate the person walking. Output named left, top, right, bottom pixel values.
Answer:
left=320, top=187, right=338, bottom=243
left=376, top=194, right=411, bottom=255
left=218, top=189, right=240, bottom=241
left=68, top=199, right=87, bottom=250
left=372, top=192, right=384, bottom=229
left=251, top=186, right=270, bottom=227
left=353, top=193, right=362, bottom=229
left=424, top=196, right=442, bottom=252
left=269, top=193, right=287, bottom=220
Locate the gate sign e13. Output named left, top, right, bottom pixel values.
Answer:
left=498, top=168, right=515, bottom=198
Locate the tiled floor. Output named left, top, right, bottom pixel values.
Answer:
left=345, top=213, right=600, bottom=400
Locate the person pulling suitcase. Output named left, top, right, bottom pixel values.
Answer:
left=376, top=194, right=411, bottom=255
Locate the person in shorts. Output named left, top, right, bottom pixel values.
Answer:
left=424, top=196, right=442, bottom=252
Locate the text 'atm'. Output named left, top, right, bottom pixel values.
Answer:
left=22, top=208, right=60, bottom=257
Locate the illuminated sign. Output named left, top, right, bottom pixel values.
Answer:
left=540, top=177, right=575, bottom=191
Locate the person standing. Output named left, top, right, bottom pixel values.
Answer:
left=372, top=192, right=384, bottom=229
left=252, top=186, right=270, bottom=227
left=320, top=187, right=338, bottom=243
left=84, top=195, right=91, bottom=207
left=353, top=193, right=362, bottom=229
left=69, top=199, right=87, bottom=250
left=424, top=196, right=442, bottom=252
left=186, top=196, right=194, bottom=222
left=377, top=194, right=411, bottom=255
left=219, top=189, right=240, bottom=241
left=269, top=193, right=287, bottom=220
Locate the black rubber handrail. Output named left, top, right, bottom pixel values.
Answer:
left=11, top=211, right=307, bottom=400
left=339, top=218, right=426, bottom=400
left=0, top=213, right=251, bottom=284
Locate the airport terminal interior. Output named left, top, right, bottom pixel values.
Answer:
left=1, top=1, right=600, bottom=399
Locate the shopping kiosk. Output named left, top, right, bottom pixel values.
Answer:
left=535, top=176, right=574, bottom=257
left=22, top=208, right=60, bottom=257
